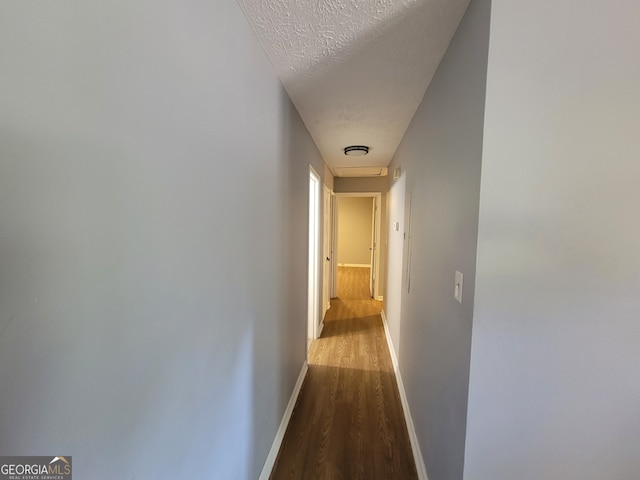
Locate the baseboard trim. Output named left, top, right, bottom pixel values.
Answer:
left=258, top=361, right=308, bottom=480
left=376, top=295, right=384, bottom=302
left=380, top=310, right=429, bottom=480
left=337, top=263, right=370, bottom=268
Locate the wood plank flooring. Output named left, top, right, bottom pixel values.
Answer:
left=269, top=267, right=418, bottom=480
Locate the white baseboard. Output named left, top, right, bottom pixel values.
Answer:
left=376, top=295, right=384, bottom=302
left=337, top=263, right=370, bottom=268
left=380, top=310, right=428, bottom=480
left=258, top=361, right=308, bottom=480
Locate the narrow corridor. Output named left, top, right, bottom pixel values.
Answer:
left=270, top=267, right=418, bottom=479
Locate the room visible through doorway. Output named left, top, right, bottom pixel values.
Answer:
left=333, top=193, right=381, bottom=300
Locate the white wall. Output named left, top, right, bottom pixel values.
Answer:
left=465, top=0, right=640, bottom=479
left=384, top=0, right=490, bottom=478
left=337, top=197, right=373, bottom=265
left=0, top=2, right=327, bottom=478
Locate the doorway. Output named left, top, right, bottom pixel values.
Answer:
left=333, top=193, right=382, bottom=300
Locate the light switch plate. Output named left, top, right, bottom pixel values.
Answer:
left=454, top=271, right=463, bottom=303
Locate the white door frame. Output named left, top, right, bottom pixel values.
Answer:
left=308, top=167, right=322, bottom=345
left=333, top=192, right=382, bottom=300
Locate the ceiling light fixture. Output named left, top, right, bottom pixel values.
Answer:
left=344, top=145, right=369, bottom=156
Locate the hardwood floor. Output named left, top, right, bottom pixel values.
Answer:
left=269, top=267, right=418, bottom=480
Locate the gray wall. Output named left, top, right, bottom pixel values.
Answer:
left=384, top=0, right=490, bottom=478
left=464, top=0, right=640, bottom=478
left=333, top=176, right=388, bottom=194
left=0, top=1, right=327, bottom=478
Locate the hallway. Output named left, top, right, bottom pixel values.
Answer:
left=270, top=267, right=418, bottom=479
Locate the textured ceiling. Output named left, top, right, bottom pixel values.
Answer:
left=238, top=0, right=470, bottom=176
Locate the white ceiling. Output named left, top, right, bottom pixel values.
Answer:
left=237, top=0, right=470, bottom=176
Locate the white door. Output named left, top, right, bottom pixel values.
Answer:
left=369, top=197, right=376, bottom=298
left=322, top=186, right=332, bottom=318
left=330, top=196, right=338, bottom=298
left=308, top=168, right=321, bottom=347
